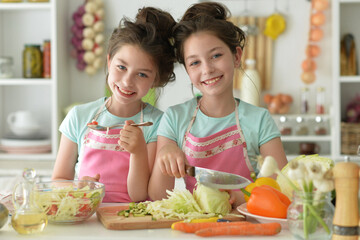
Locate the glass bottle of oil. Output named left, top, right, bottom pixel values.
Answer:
left=11, top=168, right=47, bottom=235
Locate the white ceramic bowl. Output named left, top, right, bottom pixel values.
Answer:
left=9, top=125, right=41, bottom=137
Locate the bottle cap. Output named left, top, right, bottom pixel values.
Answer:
left=245, top=59, right=256, bottom=66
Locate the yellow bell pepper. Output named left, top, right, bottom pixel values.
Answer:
left=243, top=177, right=281, bottom=202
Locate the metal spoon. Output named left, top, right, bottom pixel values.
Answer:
left=87, top=121, right=153, bottom=131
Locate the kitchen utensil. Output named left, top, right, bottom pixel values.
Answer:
left=87, top=121, right=153, bottom=131
left=186, top=166, right=251, bottom=190
left=96, top=205, right=243, bottom=230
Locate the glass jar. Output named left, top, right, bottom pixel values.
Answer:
left=316, top=87, right=325, bottom=114
left=0, top=56, right=14, bottom=78
left=287, top=191, right=334, bottom=240
left=12, top=168, right=47, bottom=235
left=23, top=44, right=43, bottom=78
left=279, top=116, right=292, bottom=135
left=314, top=116, right=327, bottom=135
left=43, top=40, right=51, bottom=78
left=300, top=87, right=310, bottom=114
left=295, top=116, right=309, bottom=135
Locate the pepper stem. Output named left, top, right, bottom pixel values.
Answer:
left=240, top=188, right=251, bottom=197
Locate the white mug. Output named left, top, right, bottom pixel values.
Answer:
left=7, top=111, right=40, bottom=136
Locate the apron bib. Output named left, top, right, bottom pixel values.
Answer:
left=78, top=98, right=143, bottom=202
left=182, top=99, right=254, bottom=192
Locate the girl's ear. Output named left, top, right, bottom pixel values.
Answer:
left=234, top=47, right=243, bottom=67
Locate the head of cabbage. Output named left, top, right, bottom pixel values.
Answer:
left=193, top=184, right=232, bottom=215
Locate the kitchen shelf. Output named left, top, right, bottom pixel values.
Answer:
left=339, top=76, right=360, bottom=82
left=339, top=0, right=360, bottom=3
left=286, top=155, right=332, bottom=161
left=0, top=2, right=50, bottom=11
left=0, top=78, right=52, bottom=85
left=0, top=153, right=55, bottom=160
left=281, top=136, right=332, bottom=142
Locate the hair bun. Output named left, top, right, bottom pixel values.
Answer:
left=182, top=2, right=228, bottom=22
left=136, top=7, right=176, bottom=39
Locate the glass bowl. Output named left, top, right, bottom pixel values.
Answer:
left=33, top=180, right=105, bottom=224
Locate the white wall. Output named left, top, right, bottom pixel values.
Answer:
left=65, top=0, right=332, bottom=114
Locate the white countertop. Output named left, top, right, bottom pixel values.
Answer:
left=1, top=214, right=293, bottom=240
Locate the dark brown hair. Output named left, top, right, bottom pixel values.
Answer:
left=173, top=2, right=246, bottom=65
left=106, top=7, right=176, bottom=88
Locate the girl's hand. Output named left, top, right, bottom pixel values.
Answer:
left=157, top=143, right=187, bottom=178
left=119, top=120, right=147, bottom=155
left=80, top=173, right=100, bottom=182
left=220, top=189, right=236, bottom=205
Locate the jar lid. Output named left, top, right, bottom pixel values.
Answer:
left=279, top=116, right=287, bottom=122
left=0, top=56, right=13, bottom=64
left=315, top=116, right=323, bottom=122
left=25, top=44, right=41, bottom=47
left=296, top=116, right=304, bottom=123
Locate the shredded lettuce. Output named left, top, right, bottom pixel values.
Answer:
left=34, top=185, right=103, bottom=222
left=145, top=185, right=232, bottom=220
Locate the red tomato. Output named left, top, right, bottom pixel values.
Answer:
left=48, top=204, right=58, bottom=215
left=75, top=204, right=91, bottom=217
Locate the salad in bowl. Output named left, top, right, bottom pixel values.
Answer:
left=33, top=180, right=104, bottom=223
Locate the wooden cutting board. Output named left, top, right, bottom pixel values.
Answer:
left=96, top=205, right=245, bottom=230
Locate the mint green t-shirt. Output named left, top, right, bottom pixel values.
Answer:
left=59, top=97, right=163, bottom=174
left=157, top=97, right=280, bottom=171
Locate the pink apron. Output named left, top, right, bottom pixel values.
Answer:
left=182, top=99, right=254, bottom=192
left=78, top=99, right=143, bottom=202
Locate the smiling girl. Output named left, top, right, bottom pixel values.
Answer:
left=52, top=7, right=176, bottom=203
left=148, top=2, right=287, bottom=207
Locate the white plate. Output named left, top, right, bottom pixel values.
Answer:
left=0, top=138, right=51, bottom=147
left=237, top=203, right=288, bottom=229
left=0, top=145, right=51, bottom=154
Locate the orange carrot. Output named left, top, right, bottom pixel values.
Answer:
left=195, top=222, right=282, bottom=237
left=172, top=221, right=252, bottom=233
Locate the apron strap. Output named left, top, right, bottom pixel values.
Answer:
left=92, top=97, right=110, bottom=122
left=235, top=100, right=254, bottom=172
left=182, top=99, right=201, bottom=151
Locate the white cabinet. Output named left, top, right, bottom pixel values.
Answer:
left=0, top=1, right=67, bottom=163
left=332, top=0, right=360, bottom=161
